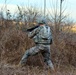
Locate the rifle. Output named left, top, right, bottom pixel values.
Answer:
left=27, top=25, right=39, bottom=32
left=22, top=25, right=39, bottom=32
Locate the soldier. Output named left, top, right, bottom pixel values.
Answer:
left=18, top=19, right=55, bottom=71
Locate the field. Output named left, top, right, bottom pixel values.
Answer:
left=0, top=22, right=76, bottom=75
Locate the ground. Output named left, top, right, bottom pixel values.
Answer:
left=0, top=63, right=76, bottom=75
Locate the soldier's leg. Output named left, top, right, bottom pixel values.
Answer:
left=42, top=47, right=54, bottom=71
left=19, top=45, right=39, bottom=65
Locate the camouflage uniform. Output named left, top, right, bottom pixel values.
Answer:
left=20, top=24, right=54, bottom=70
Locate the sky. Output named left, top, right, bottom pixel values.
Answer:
left=0, top=0, right=76, bottom=22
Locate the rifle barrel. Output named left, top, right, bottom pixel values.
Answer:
left=26, top=25, right=39, bottom=32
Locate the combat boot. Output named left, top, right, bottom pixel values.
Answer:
left=16, top=62, right=25, bottom=68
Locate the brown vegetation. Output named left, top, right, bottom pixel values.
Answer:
left=0, top=22, right=76, bottom=75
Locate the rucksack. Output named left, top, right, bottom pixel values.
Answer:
left=40, top=25, right=52, bottom=40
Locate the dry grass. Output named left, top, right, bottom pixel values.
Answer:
left=63, top=25, right=76, bottom=33
left=0, top=63, right=76, bottom=75
left=0, top=23, right=76, bottom=75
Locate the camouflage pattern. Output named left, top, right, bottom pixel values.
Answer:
left=28, top=24, right=52, bottom=44
left=20, top=44, right=54, bottom=70
left=20, top=24, right=54, bottom=70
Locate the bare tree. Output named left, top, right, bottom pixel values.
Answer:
left=16, top=5, right=42, bottom=29
left=48, top=0, right=68, bottom=33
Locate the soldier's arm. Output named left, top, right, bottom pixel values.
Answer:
left=28, top=27, right=40, bottom=38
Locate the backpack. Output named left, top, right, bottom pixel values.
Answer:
left=40, top=25, right=52, bottom=40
